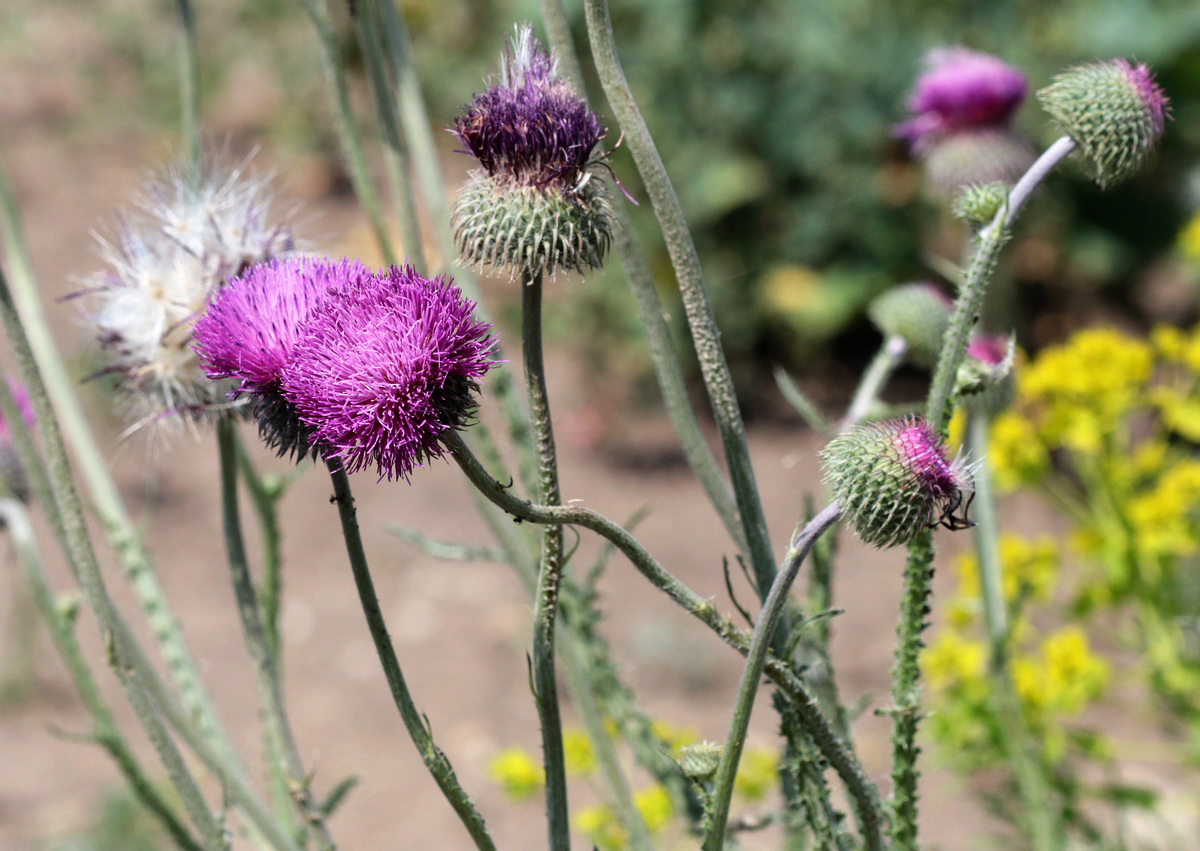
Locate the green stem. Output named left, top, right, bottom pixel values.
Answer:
left=582, top=0, right=776, bottom=599
left=233, top=435, right=286, bottom=661
left=0, top=270, right=228, bottom=849
left=217, top=420, right=335, bottom=850
left=889, top=136, right=1078, bottom=850
left=445, top=432, right=882, bottom=839
left=354, top=0, right=425, bottom=269
left=174, top=0, right=202, bottom=184
left=0, top=498, right=202, bottom=851
left=324, top=459, right=496, bottom=851
left=842, top=336, right=907, bottom=430
left=537, top=0, right=746, bottom=554
left=704, top=503, right=846, bottom=851
left=0, top=164, right=244, bottom=785
left=299, top=0, right=397, bottom=266
left=521, top=268, right=571, bottom=851
left=967, top=413, right=1061, bottom=850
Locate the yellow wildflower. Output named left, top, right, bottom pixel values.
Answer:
left=998, top=534, right=1058, bottom=602
left=575, top=804, right=626, bottom=851
left=734, top=747, right=779, bottom=801
left=987, top=410, right=1049, bottom=491
left=488, top=748, right=544, bottom=801
left=1011, top=656, right=1048, bottom=714
left=563, top=729, right=596, bottom=777
left=1041, top=627, right=1109, bottom=715
left=1150, top=386, right=1200, bottom=442
left=650, top=720, right=700, bottom=757
left=922, top=631, right=987, bottom=693
left=633, top=785, right=674, bottom=834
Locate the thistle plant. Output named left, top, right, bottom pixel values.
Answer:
left=0, top=3, right=1184, bottom=850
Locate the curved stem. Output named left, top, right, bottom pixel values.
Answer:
left=0, top=498, right=202, bottom=851
left=0, top=165, right=244, bottom=784
left=217, top=420, right=335, bottom=850
left=582, top=0, right=776, bottom=600
left=537, top=0, right=746, bottom=554
left=174, top=0, right=201, bottom=183
left=445, top=432, right=882, bottom=840
left=703, top=503, right=846, bottom=851
left=323, top=459, right=496, bottom=851
left=299, top=0, right=397, bottom=267
left=233, top=435, right=287, bottom=660
left=522, top=268, right=571, bottom=851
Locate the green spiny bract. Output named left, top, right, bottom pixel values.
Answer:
left=821, top=417, right=973, bottom=548
left=952, top=181, right=1008, bottom=227
left=453, top=170, right=614, bottom=278
left=867, top=283, right=953, bottom=368
left=1038, top=59, right=1170, bottom=189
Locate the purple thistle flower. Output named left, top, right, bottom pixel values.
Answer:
left=897, top=47, right=1028, bottom=151
left=965, top=333, right=1008, bottom=366
left=281, top=266, right=498, bottom=481
left=452, top=24, right=603, bottom=193
left=1117, top=59, right=1169, bottom=142
left=194, top=257, right=369, bottom=395
left=891, top=419, right=963, bottom=504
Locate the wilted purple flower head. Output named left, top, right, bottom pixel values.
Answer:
left=281, top=266, right=498, bottom=481
left=452, top=24, right=603, bottom=193
left=898, top=47, right=1028, bottom=151
left=965, top=333, right=1007, bottom=366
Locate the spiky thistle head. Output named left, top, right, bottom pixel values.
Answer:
left=193, top=257, right=369, bottom=457
left=821, top=416, right=975, bottom=548
left=280, top=266, right=499, bottom=481
left=1038, top=59, right=1170, bottom=188
left=867, top=283, right=953, bottom=368
left=451, top=24, right=614, bottom=278
left=952, top=181, right=1008, bottom=226
left=83, top=159, right=295, bottom=429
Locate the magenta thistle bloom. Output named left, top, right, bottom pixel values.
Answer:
left=821, top=416, right=974, bottom=548
left=193, top=257, right=370, bottom=456
left=965, top=334, right=1007, bottom=366
left=897, top=47, right=1028, bottom=150
left=453, top=24, right=603, bottom=193
left=281, top=266, right=498, bottom=481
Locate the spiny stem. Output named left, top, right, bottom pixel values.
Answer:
left=703, top=503, right=847, bottom=851
left=445, top=432, right=883, bottom=842
left=217, top=420, right=334, bottom=850
left=522, top=268, right=571, bottom=851
left=324, top=459, right=496, bottom=851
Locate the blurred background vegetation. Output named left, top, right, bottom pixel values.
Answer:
left=8, top=0, right=1200, bottom=421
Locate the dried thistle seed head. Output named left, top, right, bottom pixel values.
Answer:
left=1038, top=59, right=1170, bottom=188
left=84, top=160, right=295, bottom=428
left=452, top=170, right=614, bottom=278
left=451, top=24, right=613, bottom=276
left=821, top=416, right=975, bottom=548
left=897, top=47, right=1029, bottom=152
left=952, top=181, right=1008, bottom=227
left=867, top=283, right=953, bottom=368
left=280, top=266, right=499, bottom=481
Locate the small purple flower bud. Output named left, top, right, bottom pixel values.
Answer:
left=958, top=333, right=1016, bottom=416
left=280, top=266, right=498, bottom=481
left=193, top=257, right=370, bottom=456
left=0, top=377, right=36, bottom=503
left=897, top=48, right=1029, bottom=151
left=1039, top=59, right=1171, bottom=188
left=821, top=416, right=974, bottom=548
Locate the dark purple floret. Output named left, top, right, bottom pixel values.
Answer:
left=452, top=24, right=603, bottom=192
left=896, top=47, right=1028, bottom=151
left=280, top=266, right=498, bottom=481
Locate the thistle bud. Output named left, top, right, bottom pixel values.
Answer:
left=451, top=24, right=614, bottom=277
left=678, top=742, right=723, bottom=780
left=956, top=333, right=1016, bottom=417
left=867, top=283, right=953, bottom=368
left=821, top=417, right=974, bottom=548
left=952, top=181, right=1008, bottom=227
left=1038, top=59, right=1170, bottom=188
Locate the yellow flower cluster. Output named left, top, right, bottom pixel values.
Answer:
left=487, top=748, right=544, bottom=801
left=733, top=747, right=780, bottom=801
left=573, top=785, right=674, bottom=851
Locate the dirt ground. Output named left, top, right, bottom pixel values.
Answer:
left=0, top=5, right=1083, bottom=849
